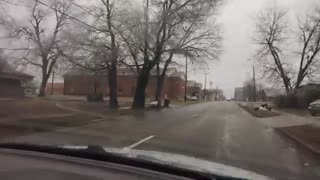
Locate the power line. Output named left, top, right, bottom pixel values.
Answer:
left=36, top=0, right=102, bottom=32
left=0, top=0, right=31, bottom=8
left=0, top=48, right=31, bottom=51
left=70, top=1, right=95, bottom=16
left=0, top=0, right=103, bottom=33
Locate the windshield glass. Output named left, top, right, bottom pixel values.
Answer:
left=0, top=0, right=320, bottom=179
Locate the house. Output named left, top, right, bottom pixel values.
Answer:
left=263, top=88, right=285, bottom=101
left=296, top=83, right=320, bottom=107
left=0, top=60, right=33, bottom=97
left=234, top=87, right=245, bottom=101
left=296, top=83, right=320, bottom=94
left=203, top=88, right=225, bottom=101
left=46, top=82, right=64, bottom=95
left=235, top=84, right=269, bottom=102
left=63, top=67, right=186, bottom=100
left=187, top=80, right=202, bottom=97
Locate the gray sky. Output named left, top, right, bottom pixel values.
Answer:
left=207, top=0, right=320, bottom=98
left=1, top=0, right=320, bottom=98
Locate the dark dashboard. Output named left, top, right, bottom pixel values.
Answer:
left=0, top=148, right=189, bottom=180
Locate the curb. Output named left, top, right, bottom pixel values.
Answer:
left=276, top=128, right=320, bottom=155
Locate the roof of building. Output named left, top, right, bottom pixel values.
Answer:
left=235, top=87, right=244, bottom=91
left=264, top=88, right=285, bottom=97
left=65, top=67, right=185, bottom=79
left=0, top=59, right=33, bottom=81
left=298, top=83, right=320, bottom=88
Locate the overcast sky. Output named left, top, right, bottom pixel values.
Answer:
left=206, top=0, right=320, bottom=98
left=1, top=0, right=320, bottom=98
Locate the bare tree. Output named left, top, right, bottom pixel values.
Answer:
left=296, top=12, right=320, bottom=88
left=254, top=7, right=320, bottom=95
left=61, top=0, right=131, bottom=108
left=59, top=23, right=109, bottom=96
left=118, top=0, right=221, bottom=109
left=254, top=8, right=293, bottom=94
left=90, top=0, right=122, bottom=108
left=153, top=16, right=222, bottom=106
left=2, top=0, right=72, bottom=96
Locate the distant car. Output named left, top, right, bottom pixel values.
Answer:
left=190, top=96, right=198, bottom=101
left=308, top=99, right=320, bottom=116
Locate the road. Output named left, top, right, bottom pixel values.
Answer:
left=2, top=102, right=320, bottom=179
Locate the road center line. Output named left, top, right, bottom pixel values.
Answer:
left=123, top=135, right=155, bottom=150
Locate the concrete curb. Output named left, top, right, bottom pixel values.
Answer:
left=276, top=128, right=320, bottom=155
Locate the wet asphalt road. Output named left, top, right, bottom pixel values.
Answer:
left=3, top=102, right=320, bottom=179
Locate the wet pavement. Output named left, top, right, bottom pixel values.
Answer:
left=2, top=102, right=320, bottom=179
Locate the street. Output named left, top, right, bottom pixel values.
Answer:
left=2, top=102, right=320, bottom=179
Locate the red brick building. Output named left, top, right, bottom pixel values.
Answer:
left=46, top=82, right=64, bottom=95
left=63, top=68, right=186, bottom=100
left=187, top=80, right=202, bottom=97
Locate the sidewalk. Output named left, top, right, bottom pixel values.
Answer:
left=259, top=111, right=318, bottom=128
left=258, top=111, right=320, bottom=156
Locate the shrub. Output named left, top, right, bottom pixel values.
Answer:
left=274, top=88, right=320, bottom=108
left=297, top=88, right=320, bottom=108
left=274, top=94, right=298, bottom=108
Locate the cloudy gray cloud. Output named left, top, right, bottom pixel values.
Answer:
left=210, top=0, right=320, bottom=98
left=1, top=0, right=320, bottom=98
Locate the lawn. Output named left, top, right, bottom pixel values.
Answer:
left=0, top=98, right=101, bottom=138
left=0, top=98, right=68, bottom=118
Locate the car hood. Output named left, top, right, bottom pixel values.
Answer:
left=310, top=100, right=320, bottom=105
left=62, top=146, right=272, bottom=180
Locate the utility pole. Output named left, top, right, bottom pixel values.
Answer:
left=51, top=69, right=55, bottom=95
left=143, top=0, right=149, bottom=61
left=204, top=73, right=208, bottom=101
left=184, top=57, right=188, bottom=103
left=253, top=66, right=256, bottom=102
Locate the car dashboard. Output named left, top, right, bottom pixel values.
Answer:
left=0, top=148, right=190, bottom=180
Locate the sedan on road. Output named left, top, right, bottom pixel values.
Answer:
left=308, top=99, right=320, bottom=115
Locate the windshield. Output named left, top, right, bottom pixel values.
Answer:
left=0, top=0, right=320, bottom=179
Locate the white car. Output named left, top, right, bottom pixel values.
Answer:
left=190, top=96, right=198, bottom=101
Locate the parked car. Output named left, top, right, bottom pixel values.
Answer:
left=308, top=99, right=320, bottom=116
left=190, top=96, right=198, bottom=101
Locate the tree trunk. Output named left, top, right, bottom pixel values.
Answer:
left=132, top=68, right=151, bottom=109
left=155, top=63, right=162, bottom=106
left=108, top=63, right=118, bottom=109
left=155, top=76, right=165, bottom=107
left=155, top=55, right=173, bottom=107
left=39, top=75, right=49, bottom=97
left=39, top=66, right=50, bottom=97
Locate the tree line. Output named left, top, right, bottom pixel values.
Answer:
left=0, top=0, right=222, bottom=109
